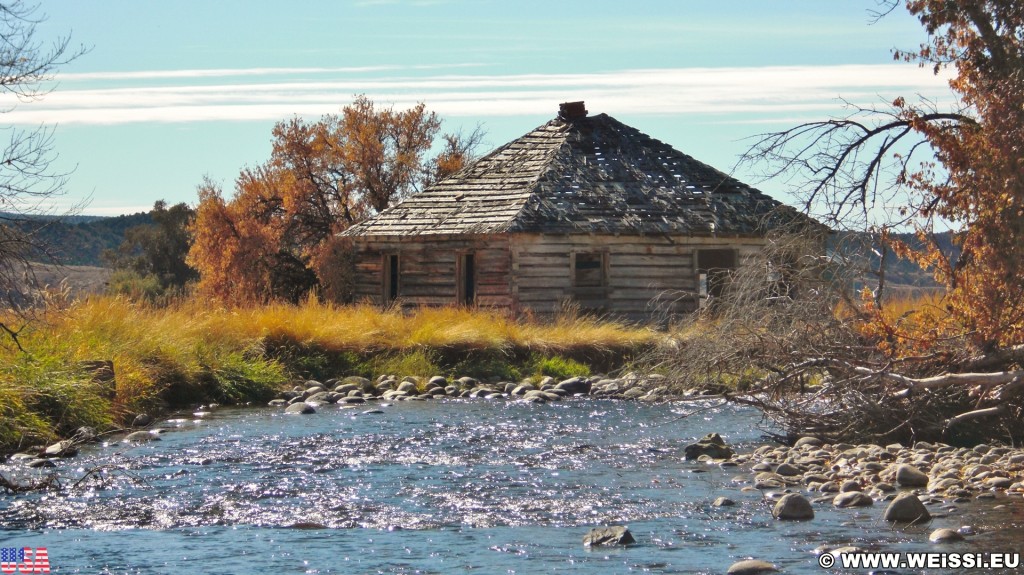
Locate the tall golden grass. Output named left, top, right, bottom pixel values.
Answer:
left=0, top=295, right=655, bottom=453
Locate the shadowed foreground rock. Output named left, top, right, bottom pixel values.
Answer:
left=582, top=526, right=635, bottom=547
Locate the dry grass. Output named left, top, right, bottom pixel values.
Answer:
left=0, top=295, right=656, bottom=453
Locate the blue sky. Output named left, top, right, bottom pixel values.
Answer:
left=12, top=0, right=953, bottom=215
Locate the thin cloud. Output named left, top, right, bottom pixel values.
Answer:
left=58, top=63, right=484, bottom=82
left=4, top=64, right=954, bottom=125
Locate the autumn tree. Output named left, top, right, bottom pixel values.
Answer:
left=673, top=0, right=1024, bottom=444
left=188, top=96, right=481, bottom=304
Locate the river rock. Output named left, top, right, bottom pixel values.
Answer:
left=929, top=528, right=965, bottom=543
left=44, top=440, right=77, bottom=458
left=726, top=559, right=778, bottom=575
left=284, top=403, right=316, bottom=415
left=306, top=391, right=333, bottom=404
left=895, top=463, right=929, bottom=487
left=774, top=462, right=801, bottom=476
left=555, top=377, right=590, bottom=394
left=27, top=458, right=56, bottom=468
left=984, top=476, right=1014, bottom=489
left=833, top=491, right=873, bottom=508
left=396, top=381, right=419, bottom=395
left=582, top=526, right=635, bottom=547
left=72, top=426, right=97, bottom=442
left=797, top=438, right=825, bottom=449
left=683, top=433, right=734, bottom=460
left=839, top=479, right=862, bottom=492
left=772, top=493, right=814, bottom=520
left=124, top=430, right=160, bottom=442
left=132, top=413, right=153, bottom=427
left=883, top=493, right=931, bottom=524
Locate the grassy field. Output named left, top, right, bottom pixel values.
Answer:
left=0, top=296, right=656, bottom=454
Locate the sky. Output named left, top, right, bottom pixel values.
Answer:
left=9, top=0, right=955, bottom=216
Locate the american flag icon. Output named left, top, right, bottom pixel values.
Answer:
left=0, top=547, right=49, bottom=574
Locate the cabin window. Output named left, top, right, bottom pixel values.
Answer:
left=457, top=252, right=476, bottom=306
left=696, top=248, right=737, bottom=307
left=573, top=252, right=607, bottom=288
left=383, top=253, right=400, bottom=303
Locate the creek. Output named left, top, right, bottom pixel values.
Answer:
left=1, top=399, right=1022, bottom=573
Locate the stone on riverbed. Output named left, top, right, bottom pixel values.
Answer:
left=772, top=493, right=814, bottom=520
left=284, top=403, right=316, bottom=415
left=582, top=526, right=635, bottom=547
left=124, top=430, right=160, bottom=442
left=683, top=433, right=734, bottom=460
left=929, top=528, right=965, bottom=543
left=895, top=463, right=929, bottom=487
left=833, top=491, right=873, bottom=508
left=555, top=377, right=590, bottom=395
left=726, top=559, right=779, bottom=575
left=883, top=493, right=931, bottom=524
left=44, top=440, right=78, bottom=458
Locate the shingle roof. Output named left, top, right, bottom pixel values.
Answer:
left=344, top=107, right=788, bottom=237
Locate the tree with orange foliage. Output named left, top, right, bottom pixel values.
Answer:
left=187, top=97, right=482, bottom=304
left=722, top=1, right=1024, bottom=443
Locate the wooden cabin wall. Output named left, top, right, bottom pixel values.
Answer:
left=509, top=234, right=766, bottom=321
left=347, top=232, right=766, bottom=321
left=350, top=235, right=513, bottom=308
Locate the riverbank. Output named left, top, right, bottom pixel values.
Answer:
left=0, top=296, right=655, bottom=455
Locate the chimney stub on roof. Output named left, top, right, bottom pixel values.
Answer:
left=558, top=101, right=588, bottom=120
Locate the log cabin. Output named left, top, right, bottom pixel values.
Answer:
left=340, top=101, right=800, bottom=321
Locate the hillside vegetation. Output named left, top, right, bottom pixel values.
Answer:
left=2, top=211, right=151, bottom=266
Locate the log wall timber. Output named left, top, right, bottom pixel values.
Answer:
left=347, top=232, right=766, bottom=321
left=509, top=234, right=765, bottom=320
left=350, top=234, right=513, bottom=309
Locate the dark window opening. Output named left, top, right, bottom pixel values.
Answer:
left=459, top=253, right=476, bottom=306
left=573, top=252, right=606, bottom=288
left=696, top=248, right=737, bottom=306
left=383, top=254, right=399, bottom=303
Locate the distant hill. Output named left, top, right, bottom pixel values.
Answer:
left=1, top=211, right=152, bottom=266
left=834, top=230, right=958, bottom=292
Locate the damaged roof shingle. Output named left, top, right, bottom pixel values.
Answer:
left=343, top=110, right=788, bottom=237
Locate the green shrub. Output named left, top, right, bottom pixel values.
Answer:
left=106, top=269, right=166, bottom=302
left=448, top=351, right=522, bottom=381
left=531, top=355, right=590, bottom=380
left=210, top=353, right=287, bottom=404
left=365, top=349, right=441, bottom=379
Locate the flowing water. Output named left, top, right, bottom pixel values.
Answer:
left=2, top=399, right=1022, bottom=574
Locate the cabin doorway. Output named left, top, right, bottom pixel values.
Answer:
left=697, top=248, right=737, bottom=306
left=458, top=252, right=476, bottom=306
left=383, top=253, right=400, bottom=303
